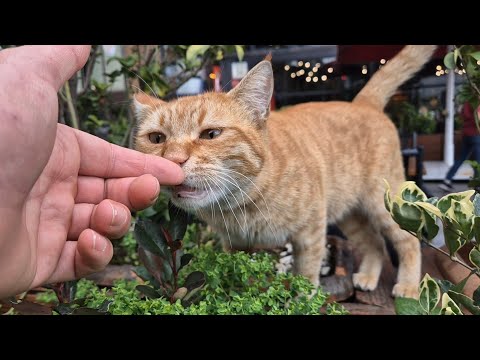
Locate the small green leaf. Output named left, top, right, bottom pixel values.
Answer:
left=419, top=273, right=440, bottom=313
left=422, top=210, right=440, bottom=241
left=443, top=220, right=463, bottom=255
left=437, top=279, right=454, bottom=293
left=473, top=286, right=480, bottom=306
left=391, top=200, right=423, bottom=233
left=448, top=290, right=480, bottom=315
left=186, top=45, right=210, bottom=65
left=469, top=248, right=480, bottom=269
left=451, top=273, right=473, bottom=293
left=470, top=51, right=480, bottom=61
left=394, top=297, right=426, bottom=315
left=441, top=293, right=462, bottom=315
left=235, top=45, right=245, bottom=61
left=453, top=49, right=460, bottom=65
left=444, top=52, right=456, bottom=70
left=437, top=190, right=476, bottom=214
left=400, top=182, right=427, bottom=202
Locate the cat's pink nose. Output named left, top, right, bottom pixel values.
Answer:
left=165, top=154, right=189, bottom=167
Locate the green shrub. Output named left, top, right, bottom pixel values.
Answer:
left=74, top=243, right=346, bottom=315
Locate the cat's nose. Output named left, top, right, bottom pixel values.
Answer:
left=165, top=154, right=189, bottom=167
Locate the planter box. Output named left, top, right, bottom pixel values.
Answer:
left=411, top=132, right=462, bottom=161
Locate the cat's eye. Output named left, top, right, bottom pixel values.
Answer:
left=148, top=132, right=166, bottom=144
left=200, top=129, right=222, bottom=140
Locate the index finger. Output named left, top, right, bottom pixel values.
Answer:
left=0, top=45, right=91, bottom=91
left=70, top=125, right=184, bottom=185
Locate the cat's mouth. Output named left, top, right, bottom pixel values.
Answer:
left=172, top=184, right=207, bottom=199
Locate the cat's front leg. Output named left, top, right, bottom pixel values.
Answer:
left=291, top=223, right=327, bottom=288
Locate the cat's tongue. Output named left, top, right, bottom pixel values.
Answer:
left=173, top=184, right=203, bottom=198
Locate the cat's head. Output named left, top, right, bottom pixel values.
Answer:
left=134, top=59, right=273, bottom=212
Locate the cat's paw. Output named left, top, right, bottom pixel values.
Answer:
left=353, top=272, right=379, bottom=291
left=392, top=283, right=419, bottom=299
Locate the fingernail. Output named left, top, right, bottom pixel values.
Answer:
left=92, top=231, right=108, bottom=252
left=110, top=203, right=128, bottom=227
left=150, top=179, right=160, bottom=204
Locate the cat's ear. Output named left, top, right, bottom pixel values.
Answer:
left=133, top=93, right=164, bottom=121
left=228, top=59, right=274, bottom=122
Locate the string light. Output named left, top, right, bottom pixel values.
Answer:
left=435, top=71, right=440, bottom=76
left=315, top=63, right=321, bottom=68
left=313, top=67, right=318, bottom=73
left=327, top=67, right=333, bottom=73
left=308, top=71, right=314, bottom=77
left=209, top=73, right=216, bottom=80
left=380, top=58, right=386, bottom=64
left=313, top=77, right=319, bottom=82
left=291, top=73, right=296, bottom=78
left=477, top=60, right=480, bottom=65
left=306, top=76, right=312, bottom=82
left=298, top=61, right=304, bottom=67
left=305, top=62, right=311, bottom=68
left=284, top=65, right=290, bottom=71
left=436, top=65, right=442, bottom=71
left=445, top=69, right=449, bottom=74
left=321, top=75, right=327, bottom=81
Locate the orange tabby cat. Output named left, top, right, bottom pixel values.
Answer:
left=134, top=45, right=437, bottom=298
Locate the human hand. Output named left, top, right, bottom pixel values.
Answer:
left=0, top=45, right=184, bottom=298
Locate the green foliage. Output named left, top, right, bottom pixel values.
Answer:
left=387, top=100, right=437, bottom=135
left=444, top=45, right=480, bottom=132
left=112, top=230, right=139, bottom=265
left=35, top=289, right=59, bottom=305
left=386, top=180, right=480, bottom=315
left=74, top=244, right=346, bottom=315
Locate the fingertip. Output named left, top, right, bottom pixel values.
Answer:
left=75, top=229, right=113, bottom=278
left=128, top=174, right=160, bottom=210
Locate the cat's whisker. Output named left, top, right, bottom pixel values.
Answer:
left=206, top=175, right=246, bottom=234
left=201, top=178, right=216, bottom=220
left=220, top=168, right=273, bottom=221
left=206, top=173, right=247, bottom=228
left=217, top=173, right=248, bottom=232
left=213, top=172, right=280, bottom=246
left=204, top=177, right=232, bottom=249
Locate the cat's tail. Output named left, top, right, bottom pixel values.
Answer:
left=353, top=45, right=437, bottom=110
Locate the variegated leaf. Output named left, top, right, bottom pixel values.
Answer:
left=391, top=197, right=424, bottom=233
left=419, top=273, right=440, bottom=313
left=399, top=181, right=428, bottom=202
left=437, top=190, right=476, bottom=214
left=469, top=248, right=480, bottom=270
left=441, top=293, right=463, bottom=315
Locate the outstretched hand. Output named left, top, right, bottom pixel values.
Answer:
left=0, top=45, right=184, bottom=298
